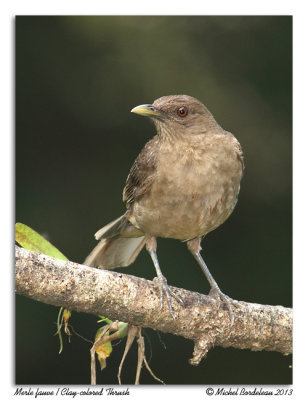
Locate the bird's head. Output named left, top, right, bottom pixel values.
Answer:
left=131, top=94, right=218, bottom=137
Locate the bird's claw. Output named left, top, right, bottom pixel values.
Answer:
left=154, top=276, right=184, bottom=319
left=209, top=287, right=238, bottom=327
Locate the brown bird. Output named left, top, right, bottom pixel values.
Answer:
left=85, top=95, right=244, bottom=323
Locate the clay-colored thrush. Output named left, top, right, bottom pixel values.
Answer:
left=85, top=95, right=244, bottom=322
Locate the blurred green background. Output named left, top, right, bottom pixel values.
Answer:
left=15, top=16, right=292, bottom=385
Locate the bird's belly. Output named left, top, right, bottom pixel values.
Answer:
left=133, top=162, right=241, bottom=240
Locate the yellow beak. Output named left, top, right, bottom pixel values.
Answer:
left=131, top=104, right=162, bottom=118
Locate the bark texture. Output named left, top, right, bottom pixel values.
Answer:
left=15, top=246, right=292, bottom=364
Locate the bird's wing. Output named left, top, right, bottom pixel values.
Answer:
left=123, top=136, right=158, bottom=206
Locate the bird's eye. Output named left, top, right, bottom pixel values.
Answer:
left=177, top=106, right=188, bottom=118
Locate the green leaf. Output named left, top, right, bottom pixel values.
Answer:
left=97, top=316, right=113, bottom=325
left=94, top=329, right=113, bottom=370
left=15, top=223, right=71, bottom=353
left=117, top=322, right=129, bottom=339
left=15, top=223, right=67, bottom=261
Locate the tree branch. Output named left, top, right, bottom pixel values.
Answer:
left=15, top=246, right=292, bottom=364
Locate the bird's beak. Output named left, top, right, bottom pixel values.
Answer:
left=131, top=104, right=162, bottom=118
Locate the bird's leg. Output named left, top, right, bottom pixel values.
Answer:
left=146, top=236, right=184, bottom=319
left=187, top=237, right=237, bottom=326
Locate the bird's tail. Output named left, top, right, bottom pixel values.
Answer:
left=84, top=215, right=145, bottom=269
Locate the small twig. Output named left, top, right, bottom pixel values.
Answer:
left=135, top=328, right=143, bottom=385
left=118, top=326, right=139, bottom=384
left=136, top=330, right=164, bottom=384
left=90, top=324, right=110, bottom=385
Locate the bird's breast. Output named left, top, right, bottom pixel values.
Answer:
left=132, top=136, right=243, bottom=240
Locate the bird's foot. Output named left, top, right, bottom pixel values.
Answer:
left=154, top=276, right=184, bottom=319
left=209, top=287, right=239, bottom=327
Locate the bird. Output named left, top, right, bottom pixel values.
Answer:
left=84, top=94, right=244, bottom=323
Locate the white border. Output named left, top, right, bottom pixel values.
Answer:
left=2, top=1, right=307, bottom=398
